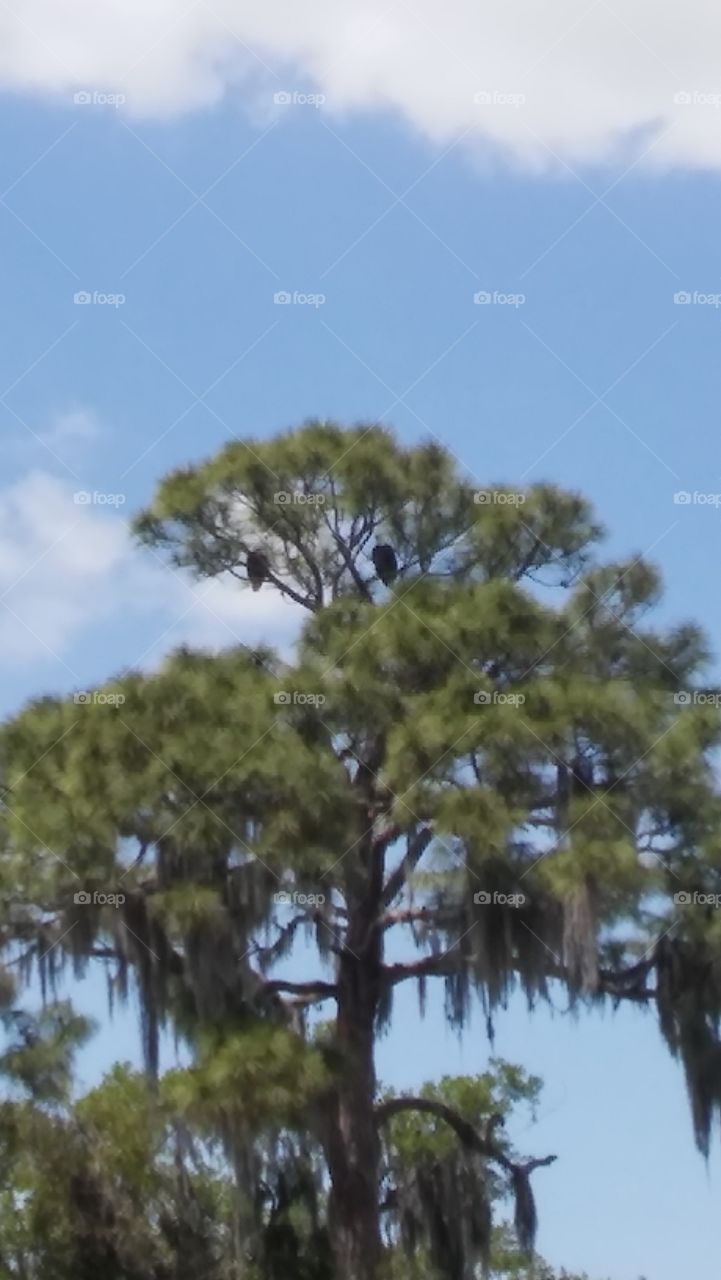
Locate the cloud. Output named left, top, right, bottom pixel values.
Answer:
left=10, top=407, right=102, bottom=471
left=0, top=471, right=129, bottom=662
left=41, top=408, right=101, bottom=445
left=0, top=472, right=301, bottom=669
left=34, top=408, right=102, bottom=465
left=3, top=1, right=721, bottom=169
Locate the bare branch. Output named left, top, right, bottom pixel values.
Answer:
left=382, top=949, right=464, bottom=986
left=262, top=977, right=338, bottom=1001
left=250, top=913, right=308, bottom=969
left=229, top=564, right=313, bottom=612
left=379, top=906, right=458, bottom=932
left=322, top=504, right=374, bottom=602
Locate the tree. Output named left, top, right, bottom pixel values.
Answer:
left=0, top=995, right=236, bottom=1278
left=0, top=998, right=597, bottom=1280
left=1, top=420, right=719, bottom=1279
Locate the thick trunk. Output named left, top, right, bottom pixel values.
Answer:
left=325, top=907, right=383, bottom=1279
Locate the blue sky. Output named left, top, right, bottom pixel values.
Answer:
left=3, top=7, right=721, bottom=1276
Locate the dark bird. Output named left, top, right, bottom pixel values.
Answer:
left=556, top=753, right=594, bottom=835
left=570, top=754, right=594, bottom=794
left=246, top=550, right=270, bottom=592
left=372, top=543, right=398, bottom=587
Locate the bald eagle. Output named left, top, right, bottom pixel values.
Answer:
left=247, top=550, right=270, bottom=592
left=372, top=543, right=398, bottom=587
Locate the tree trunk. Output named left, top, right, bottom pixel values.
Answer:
left=325, top=901, right=383, bottom=1279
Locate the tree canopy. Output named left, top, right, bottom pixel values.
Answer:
left=0, top=420, right=719, bottom=1278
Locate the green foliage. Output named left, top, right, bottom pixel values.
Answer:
left=164, top=1022, right=332, bottom=1131
left=0, top=1000, right=93, bottom=1104
left=0, top=421, right=716, bottom=1276
left=0, top=1022, right=601, bottom=1280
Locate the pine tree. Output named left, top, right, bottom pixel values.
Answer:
left=2, top=421, right=720, bottom=1279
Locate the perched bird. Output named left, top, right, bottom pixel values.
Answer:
left=246, top=550, right=270, bottom=592
left=556, top=754, right=594, bottom=833
left=570, top=754, right=594, bottom=794
left=372, top=543, right=398, bottom=587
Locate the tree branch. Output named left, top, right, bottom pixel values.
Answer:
left=322, top=507, right=374, bottom=602
left=229, top=563, right=313, bottom=612
left=382, top=948, right=658, bottom=1003
left=379, top=906, right=459, bottom=932
left=381, top=827, right=434, bottom=907
left=382, top=949, right=464, bottom=985
left=250, top=913, right=308, bottom=969
left=262, top=978, right=338, bottom=1001
left=374, top=1096, right=556, bottom=1178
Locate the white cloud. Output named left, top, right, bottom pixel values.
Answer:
left=3, top=1, right=721, bottom=169
left=0, top=472, right=301, bottom=669
left=10, top=407, right=102, bottom=469
left=139, top=563, right=304, bottom=668
left=35, top=409, right=102, bottom=466
left=0, top=471, right=129, bottom=662
left=41, top=408, right=101, bottom=445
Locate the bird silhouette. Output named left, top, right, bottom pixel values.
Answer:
left=372, top=544, right=398, bottom=587
left=246, top=550, right=270, bottom=592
